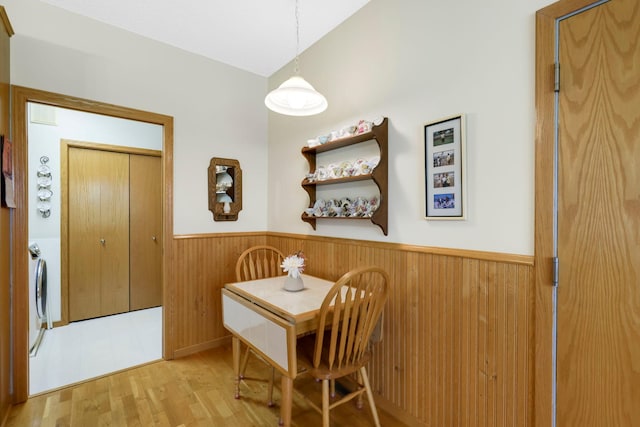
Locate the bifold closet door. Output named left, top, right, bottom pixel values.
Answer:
left=69, top=147, right=130, bottom=321
left=129, top=154, right=162, bottom=310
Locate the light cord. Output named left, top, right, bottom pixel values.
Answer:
left=294, top=0, right=300, bottom=75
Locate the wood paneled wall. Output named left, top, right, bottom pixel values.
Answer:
left=171, top=233, right=267, bottom=357
left=171, top=232, right=534, bottom=426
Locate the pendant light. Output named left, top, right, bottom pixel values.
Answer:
left=265, top=0, right=328, bottom=116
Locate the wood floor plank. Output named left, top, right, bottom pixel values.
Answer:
left=8, top=346, right=407, bottom=427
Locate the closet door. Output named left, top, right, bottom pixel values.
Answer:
left=129, top=154, right=162, bottom=310
left=69, top=147, right=130, bottom=321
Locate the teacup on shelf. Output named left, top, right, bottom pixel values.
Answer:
left=339, top=161, right=353, bottom=177
left=368, top=156, right=380, bottom=170
left=340, top=125, right=357, bottom=138
left=328, top=163, right=344, bottom=179
left=353, top=159, right=371, bottom=175
left=329, top=206, right=344, bottom=217
left=356, top=120, right=373, bottom=134
left=315, top=166, right=328, bottom=181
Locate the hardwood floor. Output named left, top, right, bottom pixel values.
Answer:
left=7, top=345, right=408, bottom=426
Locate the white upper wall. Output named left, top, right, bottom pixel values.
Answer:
left=5, top=0, right=269, bottom=234
left=267, top=0, right=556, bottom=255
left=5, top=0, right=556, bottom=255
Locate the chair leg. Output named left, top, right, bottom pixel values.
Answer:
left=356, top=371, right=363, bottom=409
left=360, top=367, right=381, bottom=427
left=322, top=379, right=331, bottom=427
left=238, top=344, right=277, bottom=407
left=267, top=366, right=275, bottom=407
left=239, top=345, right=251, bottom=379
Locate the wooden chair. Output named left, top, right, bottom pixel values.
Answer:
left=234, top=245, right=285, bottom=406
left=235, top=245, right=285, bottom=283
left=295, top=266, right=390, bottom=427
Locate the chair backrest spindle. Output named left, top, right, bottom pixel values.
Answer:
left=235, top=245, right=286, bottom=282
left=313, top=266, right=389, bottom=371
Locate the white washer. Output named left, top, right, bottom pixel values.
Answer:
left=28, top=242, right=50, bottom=357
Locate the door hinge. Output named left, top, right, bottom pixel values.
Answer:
left=554, top=62, right=560, bottom=92
left=552, top=257, right=559, bottom=287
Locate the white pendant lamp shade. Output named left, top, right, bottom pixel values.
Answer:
left=265, top=75, right=328, bottom=116
left=264, top=0, right=327, bottom=116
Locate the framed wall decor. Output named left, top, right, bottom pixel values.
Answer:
left=1, top=135, right=15, bottom=208
left=208, top=157, right=242, bottom=221
left=424, top=114, right=465, bottom=219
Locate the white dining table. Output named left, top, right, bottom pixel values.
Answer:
left=222, top=273, right=335, bottom=427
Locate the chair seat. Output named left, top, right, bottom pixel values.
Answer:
left=297, top=333, right=371, bottom=381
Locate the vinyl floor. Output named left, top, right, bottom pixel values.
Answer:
left=29, top=307, right=162, bottom=395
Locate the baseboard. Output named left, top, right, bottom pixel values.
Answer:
left=173, top=336, right=231, bottom=359
left=0, top=404, right=10, bottom=427
left=374, top=395, right=424, bottom=427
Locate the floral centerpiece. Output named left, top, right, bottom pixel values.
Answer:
left=281, top=251, right=306, bottom=291
left=281, top=251, right=305, bottom=278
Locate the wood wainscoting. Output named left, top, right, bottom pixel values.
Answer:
left=171, top=232, right=534, bottom=426
left=172, top=233, right=267, bottom=357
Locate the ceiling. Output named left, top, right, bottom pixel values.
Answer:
left=39, top=0, right=370, bottom=77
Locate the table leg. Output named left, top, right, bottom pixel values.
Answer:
left=232, top=336, right=241, bottom=399
left=279, top=375, right=293, bottom=426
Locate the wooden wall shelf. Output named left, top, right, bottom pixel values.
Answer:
left=301, top=117, right=388, bottom=235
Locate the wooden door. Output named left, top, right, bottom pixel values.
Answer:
left=556, top=0, right=640, bottom=425
left=69, top=147, right=130, bottom=321
left=129, top=154, right=162, bottom=310
left=0, top=6, right=12, bottom=421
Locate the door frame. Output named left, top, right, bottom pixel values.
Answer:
left=534, top=1, right=604, bottom=426
left=11, top=86, right=175, bottom=402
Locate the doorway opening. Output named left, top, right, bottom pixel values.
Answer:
left=12, top=86, right=174, bottom=401
left=27, top=104, right=165, bottom=394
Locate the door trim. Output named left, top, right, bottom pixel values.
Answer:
left=534, top=1, right=605, bottom=426
left=11, top=86, right=175, bottom=403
